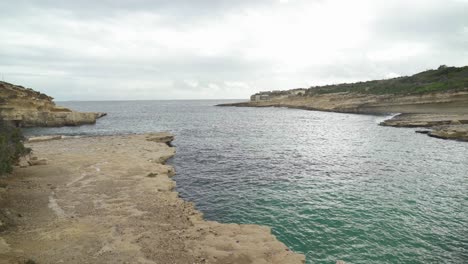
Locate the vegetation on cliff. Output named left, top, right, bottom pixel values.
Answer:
left=0, top=81, right=54, bottom=102
left=305, top=65, right=468, bottom=96
left=0, top=120, right=31, bottom=175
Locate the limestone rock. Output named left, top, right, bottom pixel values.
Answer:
left=18, top=157, right=29, bottom=168
left=0, top=81, right=106, bottom=127
left=28, top=158, right=48, bottom=166
left=380, top=114, right=468, bottom=128
left=218, top=90, right=468, bottom=115
left=0, top=134, right=305, bottom=263
left=146, top=132, right=174, bottom=143
left=28, top=135, right=63, bottom=143
left=428, top=124, right=468, bottom=141
left=0, top=237, right=10, bottom=254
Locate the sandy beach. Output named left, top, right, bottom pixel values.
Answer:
left=0, top=133, right=304, bottom=264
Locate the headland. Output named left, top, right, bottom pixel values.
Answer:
left=218, top=65, right=468, bottom=141
left=0, top=81, right=106, bottom=127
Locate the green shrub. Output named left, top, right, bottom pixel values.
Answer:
left=0, top=120, right=31, bottom=175
left=306, top=65, right=468, bottom=96
left=147, top=172, right=158, bottom=178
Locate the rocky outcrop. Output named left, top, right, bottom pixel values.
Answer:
left=380, top=114, right=468, bottom=141
left=0, top=81, right=106, bottom=127
left=380, top=113, right=468, bottom=127
left=428, top=125, right=468, bottom=141
left=27, top=135, right=64, bottom=143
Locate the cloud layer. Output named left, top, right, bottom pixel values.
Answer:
left=1, top=0, right=467, bottom=100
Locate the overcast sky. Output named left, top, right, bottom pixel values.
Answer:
left=1, top=0, right=467, bottom=100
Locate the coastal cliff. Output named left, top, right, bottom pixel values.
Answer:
left=218, top=65, right=468, bottom=141
left=219, top=90, right=468, bottom=114
left=0, top=81, right=106, bottom=127
left=0, top=134, right=305, bottom=263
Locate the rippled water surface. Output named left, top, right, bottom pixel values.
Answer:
left=24, top=100, right=468, bottom=263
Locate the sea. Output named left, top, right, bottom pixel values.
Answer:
left=23, top=100, right=468, bottom=264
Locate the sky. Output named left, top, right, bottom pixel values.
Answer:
left=0, top=0, right=467, bottom=100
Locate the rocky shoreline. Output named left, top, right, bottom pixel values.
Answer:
left=380, top=113, right=468, bottom=141
left=218, top=92, right=468, bottom=142
left=0, top=133, right=305, bottom=263
left=0, top=81, right=106, bottom=127
left=218, top=90, right=468, bottom=114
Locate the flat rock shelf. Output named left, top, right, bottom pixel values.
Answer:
left=0, top=133, right=304, bottom=264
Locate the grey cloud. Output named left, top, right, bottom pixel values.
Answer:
left=369, top=0, right=468, bottom=55
left=372, top=1, right=468, bottom=38
left=0, top=0, right=467, bottom=100
left=0, top=47, right=269, bottom=81
left=0, top=0, right=275, bottom=21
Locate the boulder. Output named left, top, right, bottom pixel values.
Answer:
left=28, top=135, right=63, bottom=143
left=28, top=158, right=48, bottom=166
left=146, top=132, right=175, bottom=144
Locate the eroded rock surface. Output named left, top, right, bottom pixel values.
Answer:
left=428, top=124, right=468, bottom=141
left=0, top=81, right=106, bottom=127
left=0, top=133, right=304, bottom=264
left=380, top=113, right=468, bottom=127
left=380, top=113, right=468, bottom=142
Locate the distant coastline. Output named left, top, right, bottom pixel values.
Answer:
left=218, top=66, right=468, bottom=141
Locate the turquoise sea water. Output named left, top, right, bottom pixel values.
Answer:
left=24, top=100, right=468, bottom=263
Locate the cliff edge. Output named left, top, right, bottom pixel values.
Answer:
left=0, top=81, right=106, bottom=127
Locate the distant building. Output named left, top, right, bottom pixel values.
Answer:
left=288, top=88, right=307, bottom=96
left=250, top=88, right=307, bottom=102
left=250, top=92, right=271, bottom=102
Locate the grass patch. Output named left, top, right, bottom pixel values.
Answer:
left=146, top=172, right=158, bottom=178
